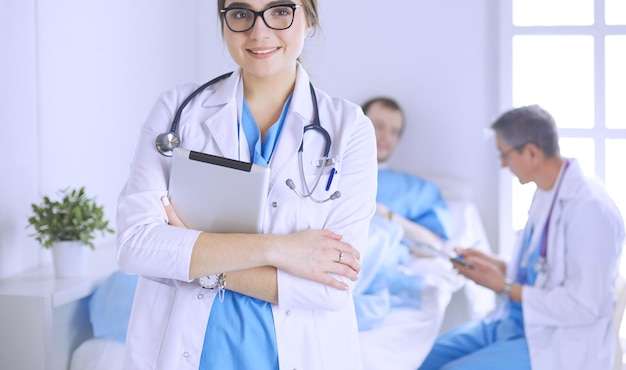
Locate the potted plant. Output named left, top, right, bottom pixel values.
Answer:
left=27, top=186, right=114, bottom=278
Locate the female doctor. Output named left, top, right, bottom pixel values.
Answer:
left=116, top=1, right=377, bottom=369
left=419, top=105, right=625, bottom=370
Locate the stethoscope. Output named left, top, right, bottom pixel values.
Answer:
left=525, top=158, right=572, bottom=274
left=155, top=72, right=341, bottom=203
left=155, top=72, right=233, bottom=157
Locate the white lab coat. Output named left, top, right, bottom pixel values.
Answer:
left=116, top=65, right=377, bottom=370
left=505, top=159, right=625, bottom=370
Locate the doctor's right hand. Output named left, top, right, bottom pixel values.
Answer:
left=453, top=247, right=508, bottom=292
left=454, top=247, right=504, bottom=271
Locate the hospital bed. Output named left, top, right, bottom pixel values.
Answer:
left=69, top=200, right=494, bottom=370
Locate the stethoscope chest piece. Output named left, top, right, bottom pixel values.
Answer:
left=155, top=131, right=181, bottom=157
left=534, top=257, right=549, bottom=274
left=155, top=71, right=233, bottom=157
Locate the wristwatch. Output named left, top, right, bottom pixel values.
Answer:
left=501, top=278, right=513, bottom=298
left=198, top=273, right=227, bottom=302
left=199, top=273, right=223, bottom=289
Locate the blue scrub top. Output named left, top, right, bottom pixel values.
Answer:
left=199, top=96, right=292, bottom=370
left=497, top=225, right=544, bottom=338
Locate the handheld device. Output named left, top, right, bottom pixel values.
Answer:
left=402, top=239, right=476, bottom=269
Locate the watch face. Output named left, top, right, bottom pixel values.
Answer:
left=199, top=275, right=218, bottom=289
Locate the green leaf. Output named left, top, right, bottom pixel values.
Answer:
left=25, top=186, right=115, bottom=249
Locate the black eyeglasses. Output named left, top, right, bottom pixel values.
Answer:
left=220, top=4, right=301, bottom=33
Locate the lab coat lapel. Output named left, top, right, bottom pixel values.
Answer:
left=267, top=65, right=313, bottom=188
left=201, top=70, right=245, bottom=161
left=542, top=158, right=581, bottom=285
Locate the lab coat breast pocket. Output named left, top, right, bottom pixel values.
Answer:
left=298, top=158, right=341, bottom=229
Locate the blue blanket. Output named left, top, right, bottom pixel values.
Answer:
left=89, top=270, right=138, bottom=342
left=377, top=168, right=451, bottom=240
left=354, top=216, right=424, bottom=331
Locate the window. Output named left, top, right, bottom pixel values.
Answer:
left=498, top=1, right=626, bottom=257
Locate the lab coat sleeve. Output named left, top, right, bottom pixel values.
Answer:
left=522, top=196, right=623, bottom=327
left=116, top=86, right=203, bottom=282
left=277, top=106, right=378, bottom=311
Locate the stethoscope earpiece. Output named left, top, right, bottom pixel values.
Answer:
left=155, top=131, right=181, bottom=157
left=285, top=179, right=341, bottom=203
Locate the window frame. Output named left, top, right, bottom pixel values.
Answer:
left=497, top=0, right=626, bottom=258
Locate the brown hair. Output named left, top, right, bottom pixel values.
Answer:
left=362, top=97, right=405, bottom=136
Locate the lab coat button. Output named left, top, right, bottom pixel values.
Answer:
left=285, top=309, right=291, bottom=317
left=197, top=293, right=204, bottom=300
left=183, top=352, right=190, bottom=358
left=272, top=201, right=278, bottom=208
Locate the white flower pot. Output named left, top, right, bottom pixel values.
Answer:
left=51, top=241, right=89, bottom=278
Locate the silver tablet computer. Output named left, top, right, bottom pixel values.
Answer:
left=168, top=147, right=270, bottom=233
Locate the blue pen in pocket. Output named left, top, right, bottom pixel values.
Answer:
left=325, top=168, right=336, bottom=191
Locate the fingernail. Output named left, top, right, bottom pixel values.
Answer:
left=161, top=196, right=170, bottom=207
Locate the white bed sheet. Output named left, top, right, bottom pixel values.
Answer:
left=358, top=199, right=494, bottom=369
left=71, top=200, right=494, bottom=370
left=359, top=257, right=463, bottom=370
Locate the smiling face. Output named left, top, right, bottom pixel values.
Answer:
left=365, top=101, right=404, bottom=162
left=221, top=0, right=311, bottom=81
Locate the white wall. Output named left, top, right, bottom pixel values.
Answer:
left=308, top=1, right=500, bottom=245
left=0, top=0, right=208, bottom=277
left=0, top=0, right=501, bottom=277
left=0, top=0, right=39, bottom=277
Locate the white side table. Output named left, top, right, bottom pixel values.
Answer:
left=0, top=242, right=117, bottom=370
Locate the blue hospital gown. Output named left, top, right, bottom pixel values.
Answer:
left=376, top=168, right=451, bottom=239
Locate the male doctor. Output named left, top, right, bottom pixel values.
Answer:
left=420, top=105, right=625, bottom=370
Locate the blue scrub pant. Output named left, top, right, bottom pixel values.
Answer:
left=419, top=319, right=530, bottom=370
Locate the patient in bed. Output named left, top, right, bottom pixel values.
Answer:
left=364, top=96, right=451, bottom=247
left=354, top=97, right=452, bottom=330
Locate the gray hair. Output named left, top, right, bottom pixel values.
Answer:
left=491, top=105, right=560, bottom=158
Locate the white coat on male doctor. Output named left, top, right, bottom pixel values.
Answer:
left=504, top=159, right=625, bottom=370
left=116, top=65, right=377, bottom=370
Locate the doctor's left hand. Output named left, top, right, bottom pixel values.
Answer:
left=162, top=196, right=360, bottom=291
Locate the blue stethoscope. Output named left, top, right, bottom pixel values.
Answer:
left=155, top=72, right=341, bottom=203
